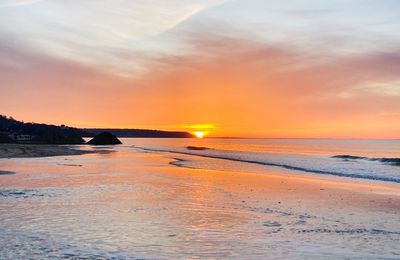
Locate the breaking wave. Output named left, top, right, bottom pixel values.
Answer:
left=332, top=155, right=400, bottom=166
left=135, top=146, right=400, bottom=184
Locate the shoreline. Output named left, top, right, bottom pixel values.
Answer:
left=2, top=143, right=400, bottom=189
left=162, top=151, right=400, bottom=192
left=163, top=154, right=400, bottom=202
left=133, top=145, right=400, bottom=184
left=0, top=144, right=99, bottom=159
left=0, top=146, right=399, bottom=258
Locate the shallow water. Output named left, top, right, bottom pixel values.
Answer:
left=130, top=138, right=400, bottom=183
left=1, top=139, right=400, bottom=259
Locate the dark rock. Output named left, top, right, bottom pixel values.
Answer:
left=186, top=146, right=209, bottom=150
left=373, top=158, right=400, bottom=166
left=87, top=132, right=122, bottom=145
left=0, top=170, right=16, bottom=175
left=332, top=155, right=367, bottom=160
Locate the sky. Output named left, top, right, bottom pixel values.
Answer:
left=0, top=0, right=399, bottom=138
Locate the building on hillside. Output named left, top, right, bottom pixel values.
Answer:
left=9, top=134, right=35, bottom=142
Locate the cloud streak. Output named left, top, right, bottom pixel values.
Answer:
left=0, top=0, right=45, bottom=8
left=0, top=0, right=225, bottom=76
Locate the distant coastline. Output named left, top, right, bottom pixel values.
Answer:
left=0, top=115, right=194, bottom=145
left=82, top=128, right=193, bottom=138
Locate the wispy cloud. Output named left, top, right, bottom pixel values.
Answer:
left=0, top=0, right=225, bottom=76
left=0, top=0, right=45, bottom=8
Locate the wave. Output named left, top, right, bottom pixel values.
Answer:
left=134, top=146, right=400, bottom=184
left=332, top=155, right=400, bottom=166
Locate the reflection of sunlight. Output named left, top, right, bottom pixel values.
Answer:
left=165, top=165, right=250, bottom=234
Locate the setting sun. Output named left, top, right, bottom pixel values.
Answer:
left=193, top=131, right=206, bottom=138
left=186, top=124, right=214, bottom=138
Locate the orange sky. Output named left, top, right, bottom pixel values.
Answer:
left=0, top=1, right=399, bottom=138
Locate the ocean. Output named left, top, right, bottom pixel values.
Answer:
left=0, top=138, right=399, bottom=259
left=131, top=138, right=400, bottom=183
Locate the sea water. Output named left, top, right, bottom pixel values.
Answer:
left=131, top=138, right=400, bottom=183
left=0, top=138, right=399, bottom=259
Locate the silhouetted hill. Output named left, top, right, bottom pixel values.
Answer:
left=0, top=133, right=16, bottom=143
left=83, top=128, right=194, bottom=138
left=0, top=115, right=194, bottom=144
left=0, top=115, right=89, bottom=144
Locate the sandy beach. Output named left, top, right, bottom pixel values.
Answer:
left=1, top=141, right=399, bottom=259
left=0, top=144, right=102, bottom=159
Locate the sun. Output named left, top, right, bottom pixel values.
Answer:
left=186, top=124, right=214, bottom=138
left=193, top=131, right=206, bottom=138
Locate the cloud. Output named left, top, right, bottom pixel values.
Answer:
left=2, top=21, right=399, bottom=135
left=0, top=0, right=44, bottom=8
left=1, top=0, right=400, bottom=137
left=0, top=0, right=225, bottom=76
left=1, top=0, right=399, bottom=78
left=127, top=28, right=400, bottom=136
left=192, top=0, right=400, bottom=55
left=338, top=81, right=400, bottom=98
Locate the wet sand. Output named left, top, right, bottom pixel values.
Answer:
left=0, top=149, right=399, bottom=258
left=0, top=144, right=99, bottom=158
